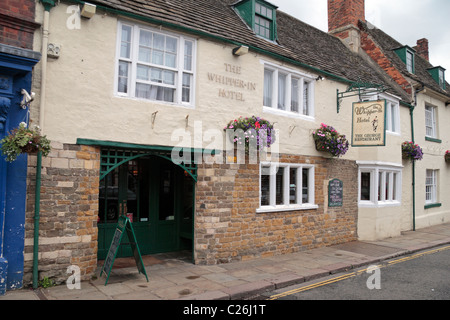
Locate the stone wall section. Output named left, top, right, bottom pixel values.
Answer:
left=195, top=153, right=358, bottom=265
left=23, top=142, right=100, bottom=285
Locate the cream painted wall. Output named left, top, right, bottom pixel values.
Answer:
left=411, top=92, right=450, bottom=229
left=31, top=2, right=356, bottom=158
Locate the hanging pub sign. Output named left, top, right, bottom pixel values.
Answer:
left=351, top=100, right=386, bottom=147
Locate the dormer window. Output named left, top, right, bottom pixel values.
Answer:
left=394, top=46, right=415, bottom=74
left=406, top=50, right=414, bottom=73
left=428, top=66, right=446, bottom=90
left=234, top=0, right=278, bottom=41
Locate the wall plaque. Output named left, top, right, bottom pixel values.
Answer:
left=328, top=179, right=343, bottom=207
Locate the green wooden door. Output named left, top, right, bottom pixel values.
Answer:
left=98, top=156, right=193, bottom=259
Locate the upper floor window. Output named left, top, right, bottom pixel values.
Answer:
left=116, top=22, right=196, bottom=106
left=362, top=93, right=400, bottom=134
left=427, top=66, right=446, bottom=90
left=425, top=104, right=437, bottom=139
left=394, top=46, right=415, bottom=74
left=406, top=50, right=414, bottom=73
left=385, top=100, right=400, bottom=134
left=263, top=63, right=314, bottom=117
left=234, top=0, right=278, bottom=41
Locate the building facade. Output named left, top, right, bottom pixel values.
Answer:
left=0, top=0, right=448, bottom=291
left=328, top=0, right=450, bottom=239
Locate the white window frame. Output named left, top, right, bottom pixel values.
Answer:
left=361, top=92, right=400, bottom=135
left=425, top=169, right=438, bottom=205
left=425, top=104, right=437, bottom=139
left=262, top=61, right=315, bottom=120
left=438, top=69, right=445, bottom=88
left=406, top=50, right=414, bottom=74
left=357, top=162, right=402, bottom=207
left=115, top=21, right=196, bottom=108
left=257, top=162, right=317, bottom=213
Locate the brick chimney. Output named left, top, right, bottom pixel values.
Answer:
left=328, top=0, right=365, bottom=32
left=415, top=38, right=429, bottom=61
left=328, top=0, right=366, bottom=53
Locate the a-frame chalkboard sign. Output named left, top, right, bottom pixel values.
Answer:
left=100, top=215, right=149, bottom=285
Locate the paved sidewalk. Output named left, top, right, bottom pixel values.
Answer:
left=1, top=223, right=450, bottom=300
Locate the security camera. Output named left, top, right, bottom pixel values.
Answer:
left=20, top=89, right=35, bottom=109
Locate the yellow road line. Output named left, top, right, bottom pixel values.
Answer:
left=268, top=245, right=450, bottom=300
left=268, top=273, right=356, bottom=300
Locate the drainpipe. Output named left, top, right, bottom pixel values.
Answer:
left=39, top=1, right=54, bottom=134
left=403, top=85, right=425, bottom=232
left=32, top=152, right=42, bottom=289
left=33, top=0, right=55, bottom=289
left=409, top=104, right=416, bottom=231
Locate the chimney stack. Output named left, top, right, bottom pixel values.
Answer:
left=415, top=38, right=429, bottom=61
left=328, top=0, right=365, bottom=32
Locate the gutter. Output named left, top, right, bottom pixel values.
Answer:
left=66, top=0, right=354, bottom=85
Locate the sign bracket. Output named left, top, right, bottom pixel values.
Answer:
left=337, top=80, right=387, bottom=113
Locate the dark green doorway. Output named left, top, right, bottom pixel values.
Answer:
left=97, top=154, right=194, bottom=260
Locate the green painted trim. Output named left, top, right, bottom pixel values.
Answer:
left=425, top=136, right=442, bottom=143
left=424, top=203, right=442, bottom=209
left=65, top=0, right=353, bottom=85
left=39, top=0, right=56, bottom=11
left=76, top=138, right=218, bottom=155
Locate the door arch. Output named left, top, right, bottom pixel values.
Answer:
left=97, top=148, right=196, bottom=260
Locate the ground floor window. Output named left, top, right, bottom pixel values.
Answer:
left=425, top=169, right=438, bottom=205
left=358, top=162, right=402, bottom=207
left=258, top=162, right=317, bottom=213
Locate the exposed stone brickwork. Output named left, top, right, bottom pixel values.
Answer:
left=0, top=0, right=40, bottom=49
left=195, top=153, right=358, bottom=265
left=24, top=142, right=100, bottom=285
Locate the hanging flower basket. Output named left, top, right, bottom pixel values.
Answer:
left=445, top=151, right=450, bottom=163
left=224, top=116, right=275, bottom=152
left=1, top=122, right=51, bottom=162
left=312, top=123, right=349, bottom=158
left=401, top=141, right=423, bottom=161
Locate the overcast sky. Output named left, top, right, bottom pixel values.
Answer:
left=269, top=0, right=450, bottom=70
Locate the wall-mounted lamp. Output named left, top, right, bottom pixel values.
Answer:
left=20, top=89, right=35, bottom=109
left=316, top=75, right=325, bottom=81
left=232, top=45, right=249, bottom=56
left=81, top=2, right=96, bottom=19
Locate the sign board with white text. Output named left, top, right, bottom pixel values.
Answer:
left=352, top=100, right=386, bottom=147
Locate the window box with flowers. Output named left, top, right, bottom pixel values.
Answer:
left=401, top=141, right=423, bottom=161
left=1, top=122, right=51, bottom=162
left=224, top=116, right=275, bottom=152
left=445, top=151, right=450, bottom=163
left=312, top=123, right=349, bottom=158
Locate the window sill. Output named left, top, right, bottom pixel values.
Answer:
left=425, top=136, right=442, bottom=143
left=358, top=200, right=401, bottom=208
left=257, top=204, right=318, bottom=213
left=425, top=203, right=442, bottom=209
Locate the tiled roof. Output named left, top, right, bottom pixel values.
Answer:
left=359, top=21, right=450, bottom=99
left=87, top=0, right=411, bottom=101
